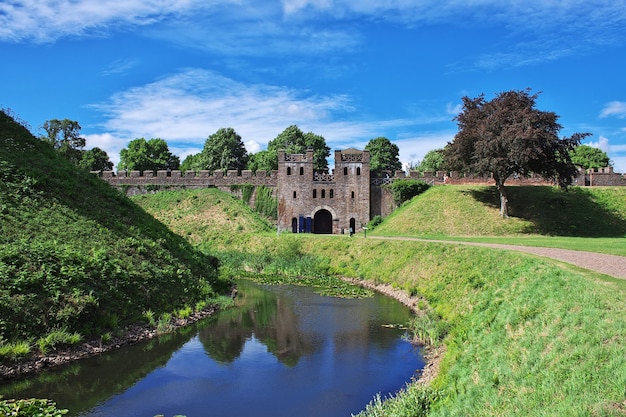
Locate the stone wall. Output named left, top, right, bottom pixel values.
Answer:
left=576, top=167, right=626, bottom=186
left=94, top=169, right=278, bottom=198
left=276, top=149, right=371, bottom=234
left=94, top=163, right=626, bottom=234
left=439, top=167, right=626, bottom=187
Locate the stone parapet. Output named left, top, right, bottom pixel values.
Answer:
left=93, top=169, right=278, bottom=188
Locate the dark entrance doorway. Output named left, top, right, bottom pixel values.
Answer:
left=291, top=218, right=298, bottom=233
left=349, top=218, right=356, bottom=235
left=313, top=209, right=333, bottom=234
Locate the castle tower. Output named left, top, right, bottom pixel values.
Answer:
left=277, top=148, right=370, bottom=234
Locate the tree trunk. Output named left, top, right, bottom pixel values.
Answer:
left=496, top=182, right=509, bottom=218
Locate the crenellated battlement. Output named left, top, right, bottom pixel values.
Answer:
left=94, top=158, right=625, bottom=234
left=95, top=169, right=279, bottom=188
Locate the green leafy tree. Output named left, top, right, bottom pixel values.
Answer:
left=247, top=150, right=276, bottom=173
left=79, top=147, right=113, bottom=171
left=199, top=127, right=249, bottom=173
left=118, top=138, right=180, bottom=172
left=415, top=149, right=446, bottom=173
left=180, top=153, right=203, bottom=173
left=40, top=118, right=86, bottom=165
left=365, top=137, right=402, bottom=175
left=570, top=144, right=611, bottom=170
left=444, top=89, right=589, bottom=217
left=255, top=125, right=330, bottom=172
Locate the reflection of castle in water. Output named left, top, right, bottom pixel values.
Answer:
left=197, top=280, right=412, bottom=367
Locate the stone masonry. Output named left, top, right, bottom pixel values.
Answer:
left=276, top=149, right=371, bottom=234
left=94, top=151, right=626, bottom=234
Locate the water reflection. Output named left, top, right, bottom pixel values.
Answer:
left=0, top=280, right=424, bottom=417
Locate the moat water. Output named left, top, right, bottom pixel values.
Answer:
left=0, top=279, right=424, bottom=417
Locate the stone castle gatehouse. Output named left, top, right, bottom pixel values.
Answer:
left=96, top=146, right=626, bottom=235
left=277, top=149, right=371, bottom=234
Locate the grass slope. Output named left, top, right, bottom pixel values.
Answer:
left=375, top=185, right=626, bottom=237
left=0, top=110, right=226, bottom=347
left=132, top=187, right=274, bottom=248
left=301, top=237, right=626, bottom=417
left=373, top=185, right=626, bottom=256
left=129, top=181, right=626, bottom=416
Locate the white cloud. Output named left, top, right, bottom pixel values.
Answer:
left=4, top=0, right=624, bottom=52
left=600, top=101, right=626, bottom=119
left=84, top=132, right=125, bottom=169
left=100, top=58, right=140, bottom=77
left=586, top=135, right=610, bottom=153
left=446, top=102, right=462, bottom=115
left=87, top=68, right=455, bottom=169
left=91, top=68, right=356, bottom=148
left=395, top=131, right=453, bottom=169
left=611, top=156, right=626, bottom=174
left=0, top=0, right=227, bottom=42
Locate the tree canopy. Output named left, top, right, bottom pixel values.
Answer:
left=570, top=144, right=611, bottom=170
left=415, top=148, right=446, bottom=173
left=444, top=89, right=589, bottom=217
left=198, top=128, right=249, bottom=173
left=118, top=138, right=180, bottom=172
left=79, top=147, right=113, bottom=171
left=40, top=118, right=86, bottom=165
left=247, top=150, right=276, bottom=173
left=365, top=137, right=402, bottom=175
left=251, top=125, right=330, bottom=172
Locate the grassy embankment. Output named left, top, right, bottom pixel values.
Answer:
left=374, top=184, right=626, bottom=256
left=136, top=184, right=626, bottom=416
left=0, top=110, right=230, bottom=364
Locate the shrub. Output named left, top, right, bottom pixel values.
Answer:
left=367, top=215, right=384, bottom=229
left=386, top=180, right=430, bottom=205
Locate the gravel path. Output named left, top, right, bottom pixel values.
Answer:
left=368, top=236, right=626, bottom=279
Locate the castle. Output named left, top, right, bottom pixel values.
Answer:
left=94, top=149, right=626, bottom=234
left=276, top=149, right=372, bottom=234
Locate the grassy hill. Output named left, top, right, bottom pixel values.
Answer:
left=132, top=187, right=274, bottom=249
left=0, top=110, right=228, bottom=350
left=374, top=185, right=626, bottom=237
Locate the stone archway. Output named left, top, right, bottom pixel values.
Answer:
left=313, top=209, right=333, bottom=234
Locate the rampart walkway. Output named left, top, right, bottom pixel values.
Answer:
left=368, top=236, right=626, bottom=279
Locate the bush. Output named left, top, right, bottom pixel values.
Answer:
left=386, top=180, right=430, bottom=205
left=367, top=215, right=384, bottom=229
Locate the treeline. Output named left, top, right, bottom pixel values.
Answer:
left=35, top=117, right=407, bottom=176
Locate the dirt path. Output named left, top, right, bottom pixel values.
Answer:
left=368, top=236, right=626, bottom=279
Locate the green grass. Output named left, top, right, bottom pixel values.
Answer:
left=296, top=236, right=626, bottom=417
left=132, top=187, right=274, bottom=248
left=374, top=185, right=626, bottom=237
left=0, top=109, right=228, bottom=348
left=430, top=235, right=626, bottom=257
left=116, top=169, right=626, bottom=416
left=370, top=185, right=626, bottom=255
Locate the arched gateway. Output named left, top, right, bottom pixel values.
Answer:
left=313, top=209, right=333, bottom=234
left=277, top=149, right=371, bottom=235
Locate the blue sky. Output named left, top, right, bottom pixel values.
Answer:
left=2, top=0, right=626, bottom=172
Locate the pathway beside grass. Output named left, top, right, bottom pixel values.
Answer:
left=369, top=236, right=626, bottom=279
